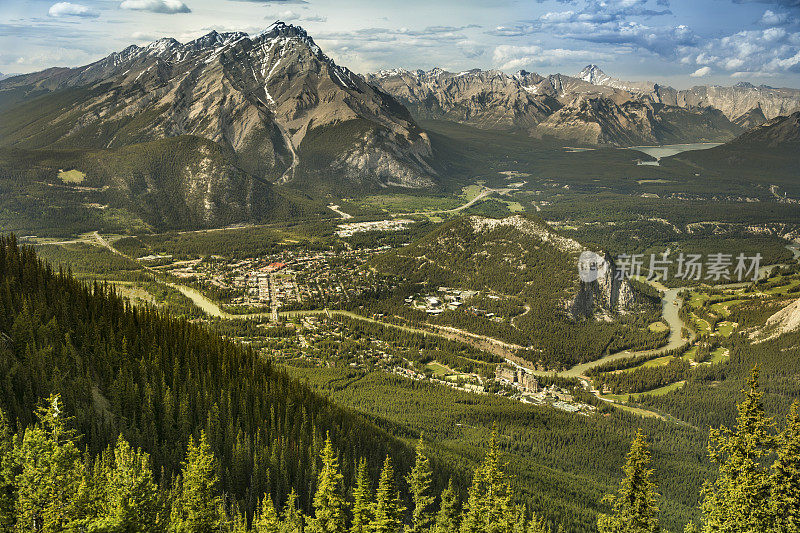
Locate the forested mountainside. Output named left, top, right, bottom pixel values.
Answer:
left=370, top=215, right=663, bottom=369
left=669, top=110, right=800, bottom=182
left=0, top=235, right=419, bottom=518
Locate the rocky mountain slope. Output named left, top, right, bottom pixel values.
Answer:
left=365, top=68, right=561, bottom=128
left=755, top=296, right=800, bottom=342
left=533, top=95, right=739, bottom=145
left=732, top=104, right=768, bottom=129
left=668, top=110, right=800, bottom=188
left=659, top=83, right=800, bottom=123
left=0, top=23, right=437, bottom=192
left=577, top=66, right=800, bottom=123
left=369, top=66, right=744, bottom=145
left=728, top=110, right=800, bottom=148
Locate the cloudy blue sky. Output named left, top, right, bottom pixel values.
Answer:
left=2, top=0, right=800, bottom=88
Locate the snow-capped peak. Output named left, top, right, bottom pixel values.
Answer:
left=145, top=37, right=181, bottom=56
left=578, top=64, right=610, bottom=85
left=186, top=30, right=248, bottom=51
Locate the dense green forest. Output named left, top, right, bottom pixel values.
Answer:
left=2, top=235, right=800, bottom=532
left=0, top=235, right=419, bottom=520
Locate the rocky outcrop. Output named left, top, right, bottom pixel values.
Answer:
left=570, top=253, right=638, bottom=318
left=733, top=105, right=768, bottom=129
left=754, top=297, right=800, bottom=342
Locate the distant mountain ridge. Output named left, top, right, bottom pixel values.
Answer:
left=572, top=65, right=800, bottom=122
left=368, top=66, right=744, bottom=145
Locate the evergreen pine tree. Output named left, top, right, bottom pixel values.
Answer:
left=14, top=394, right=86, bottom=533
left=170, top=432, right=224, bottom=533
left=91, top=436, right=164, bottom=532
left=370, top=455, right=406, bottom=533
left=771, top=400, right=800, bottom=532
left=513, top=505, right=527, bottom=533
left=280, top=489, right=304, bottom=533
left=406, top=438, right=435, bottom=533
left=254, top=494, right=281, bottom=533
left=699, top=367, right=775, bottom=532
left=228, top=509, right=248, bottom=533
left=597, top=428, right=660, bottom=533
left=460, top=429, right=516, bottom=533
left=433, top=479, right=459, bottom=533
left=0, top=410, right=16, bottom=531
left=527, top=513, right=550, bottom=533
left=350, top=458, right=373, bottom=533
left=307, top=434, right=346, bottom=533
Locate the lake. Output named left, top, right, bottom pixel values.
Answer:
left=629, top=142, right=722, bottom=165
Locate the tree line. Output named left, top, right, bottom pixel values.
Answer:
left=598, top=367, right=800, bottom=533
left=0, top=394, right=550, bottom=533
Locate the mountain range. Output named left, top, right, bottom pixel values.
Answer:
left=1, top=23, right=800, bottom=230
left=369, top=65, right=800, bottom=145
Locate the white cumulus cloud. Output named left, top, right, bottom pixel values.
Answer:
left=48, top=2, right=99, bottom=18
left=120, top=0, right=190, bottom=14
left=493, top=44, right=610, bottom=70
left=760, top=10, right=789, bottom=26
left=690, top=66, right=712, bottom=77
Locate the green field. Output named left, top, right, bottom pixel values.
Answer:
left=692, top=315, right=713, bottom=334
left=708, top=347, right=730, bottom=364
left=602, top=380, right=686, bottom=402
left=355, top=194, right=460, bottom=213
left=687, top=293, right=710, bottom=307
left=58, top=169, right=86, bottom=183
left=461, top=184, right=483, bottom=201
left=426, top=361, right=453, bottom=377
left=648, top=321, right=669, bottom=333
left=710, top=300, right=744, bottom=316
left=716, top=321, right=737, bottom=337
left=502, top=200, right=524, bottom=212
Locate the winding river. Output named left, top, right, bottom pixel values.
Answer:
left=559, top=286, right=688, bottom=378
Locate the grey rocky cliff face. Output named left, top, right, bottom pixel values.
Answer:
left=570, top=253, right=638, bottom=318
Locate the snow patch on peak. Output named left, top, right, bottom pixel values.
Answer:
left=579, top=64, right=609, bottom=85
left=146, top=37, right=180, bottom=55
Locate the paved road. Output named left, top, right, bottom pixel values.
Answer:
left=389, top=186, right=498, bottom=218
